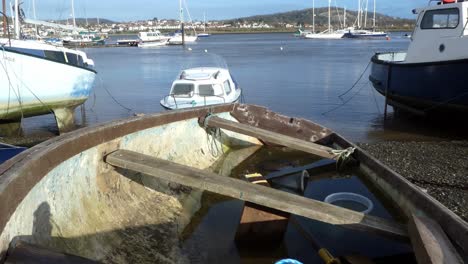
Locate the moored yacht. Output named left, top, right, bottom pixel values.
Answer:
left=137, top=30, right=170, bottom=47
left=160, top=68, right=241, bottom=110
left=369, top=0, right=468, bottom=113
left=0, top=38, right=97, bottom=133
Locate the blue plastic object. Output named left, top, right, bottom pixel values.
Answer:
left=275, top=259, right=303, bottom=264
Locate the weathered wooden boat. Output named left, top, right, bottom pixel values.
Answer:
left=0, top=104, right=466, bottom=263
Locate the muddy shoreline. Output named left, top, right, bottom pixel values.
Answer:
left=359, top=141, right=468, bottom=222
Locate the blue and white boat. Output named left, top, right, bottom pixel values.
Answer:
left=369, top=0, right=468, bottom=113
left=160, top=67, right=242, bottom=110
left=0, top=38, right=96, bottom=132
left=343, top=29, right=388, bottom=39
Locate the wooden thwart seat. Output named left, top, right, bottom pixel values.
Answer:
left=105, top=149, right=408, bottom=240
left=200, top=115, right=338, bottom=159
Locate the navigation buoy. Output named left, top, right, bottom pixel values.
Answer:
left=280, top=46, right=284, bottom=51
left=204, top=49, right=208, bottom=53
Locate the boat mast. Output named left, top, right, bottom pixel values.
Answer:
left=203, top=12, right=206, bottom=33
left=328, top=0, right=331, bottom=33
left=357, top=0, right=360, bottom=29
left=373, top=0, right=376, bottom=29
left=32, top=0, right=37, bottom=35
left=180, top=0, right=185, bottom=44
left=14, top=0, right=19, bottom=39
left=71, top=0, right=76, bottom=28
left=312, top=0, right=315, bottom=33
left=344, top=6, right=346, bottom=28
left=364, top=0, right=368, bottom=28
left=2, top=0, right=6, bottom=37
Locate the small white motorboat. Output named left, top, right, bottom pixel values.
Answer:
left=137, top=39, right=169, bottom=48
left=160, top=67, right=242, bottom=110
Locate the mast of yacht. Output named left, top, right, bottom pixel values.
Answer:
left=357, top=0, right=360, bottom=29
left=32, top=0, right=38, bottom=36
left=14, top=0, right=19, bottom=38
left=203, top=12, right=206, bottom=33
left=71, top=0, right=76, bottom=29
left=179, top=0, right=185, bottom=44
left=344, top=7, right=346, bottom=28
left=328, top=0, right=331, bottom=33
left=373, top=0, right=376, bottom=29
left=364, top=0, right=368, bottom=28
left=312, top=0, right=315, bottom=33
left=2, top=0, right=6, bottom=36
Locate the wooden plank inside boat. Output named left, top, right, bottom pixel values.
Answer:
left=199, top=115, right=337, bottom=160
left=408, top=214, right=463, bottom=264
left=105, top=149, right=408, bottom=240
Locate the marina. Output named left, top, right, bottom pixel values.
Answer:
left=0, top=0, right=467, bottom=263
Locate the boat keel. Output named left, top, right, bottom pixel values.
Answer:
left=52, top=107, right=76, bottom=134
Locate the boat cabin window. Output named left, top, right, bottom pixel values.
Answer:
left=421, top=8, right=459, bottom=29
left=44, top=50, right=67, bottom=63
left=65, top=53, right=84, bottom=67
left=172, top=84, right=194, bottom=97
left=198, top=84, right=215, bottom=96
left=7, top=47, right=45, bottom=57
left=223, top=80, right=232, bottom=95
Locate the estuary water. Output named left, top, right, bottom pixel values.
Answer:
left=21, top=32, right=468, bottom=142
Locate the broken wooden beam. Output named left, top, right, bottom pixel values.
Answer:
left=408, top=214, right=463, bottom=264
left=200, top=116, right=337, bottom=160
left=105, top=149, right=408, bottom=240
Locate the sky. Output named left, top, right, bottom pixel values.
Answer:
left=17, top=0, right=429, bottom=22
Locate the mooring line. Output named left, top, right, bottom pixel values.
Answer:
left=338, top=60, right=372, bottom=100
left=98, top=76, right=133, bottom=112
left=322, top=81, right=369, bottom=115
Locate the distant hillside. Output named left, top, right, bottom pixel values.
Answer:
left=49, top=18, right=115, bottom=26
left=224, top=7, right=415, bottom=30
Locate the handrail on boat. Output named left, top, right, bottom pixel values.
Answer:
left=165, top=93, right=226, bottom=109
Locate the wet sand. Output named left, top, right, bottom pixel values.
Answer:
left=359, top=141, right=468, bottom=222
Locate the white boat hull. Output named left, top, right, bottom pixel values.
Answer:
left=304, top=33, right=344, bottom=39
left=168, top=35, right=198, bottom=45
left=138, top=40, right=168, bottom=48
left=0, top=49, right=96, bottom=120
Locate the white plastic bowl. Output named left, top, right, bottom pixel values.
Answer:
left=324, top=192, right=374, bottom=214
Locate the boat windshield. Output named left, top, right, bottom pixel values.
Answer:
left=172, top=84, right=194, bottom=97
left=198, top=84, right=215, bottom=96
left=421, top=8, right=459, bottom=29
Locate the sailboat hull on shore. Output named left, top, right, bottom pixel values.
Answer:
left=0, top=43, right=96, bottom=128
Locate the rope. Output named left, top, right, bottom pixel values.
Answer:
left=98, top=76, right=133, bottom=112
left=338, top=60, right=371, bottom=100
left=331, top=147, right=356, bottom=170
left=322, top=81, right=369, bottom=115
left=203, top=111, right=224, bottom=157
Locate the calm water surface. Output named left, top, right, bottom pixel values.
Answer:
left=21, top=33, right=468, bottom=141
